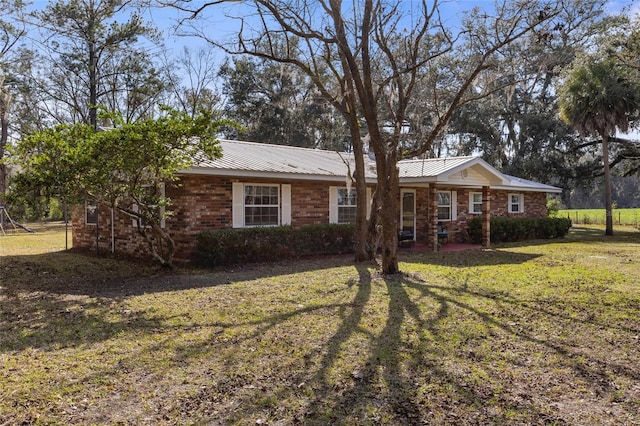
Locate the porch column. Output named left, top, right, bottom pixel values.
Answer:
left=429, top=185, right=438, bottom=251
left=482, top=185, right=491, bottom=248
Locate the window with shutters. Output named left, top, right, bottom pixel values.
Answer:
left=508, top=193, right=524, bottom=213
left=437, top=191, right=452, bottom=221
left=244, top=184, right=280, bottom=226
left=337, top=188, right=357, bottom=224
left=469, top=192, right=483, bottom=214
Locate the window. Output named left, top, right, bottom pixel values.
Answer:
left=508, top=193, right=524, bottom=213
left=232, top=183, right=291, bottom=228
left=337, top=188, right=357, bottom=224
left=85, top=202, right=98, bottom=225
left=469, top=192, right=483, bottom=214
left=437, top=191, right=451, bottom=221
left=244, top=184, right=279, bottom=226
left=329, top=186, right=371, bottom=224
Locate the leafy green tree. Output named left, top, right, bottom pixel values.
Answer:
left=33, top=0, right=160, bottom=128
left=219, top=55, right=349, bottom=151
left=605, top=16, right=640, bottom=178
left=0, top=0, right=28, bottom=201
left=9, top=109, right=230, bottom=267
left=558, top=57, right=640, bottom=235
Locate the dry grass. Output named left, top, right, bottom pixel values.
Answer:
left=1, top=223, right=639, bottom=425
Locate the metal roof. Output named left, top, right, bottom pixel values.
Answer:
left=182, top=139, right=562, bottom=192
left=499, top=174, right=563, bottom=193
left=397, top=156, right=511, bottom=184
left=187, top=139, right=376, bottom=182
left=398, top=156, right=477, bottom=178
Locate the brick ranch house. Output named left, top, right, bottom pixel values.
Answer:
left=72, top=139, right=561, bottom=262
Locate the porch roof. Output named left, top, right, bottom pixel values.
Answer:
left=397, top=156, right=511, bottom=186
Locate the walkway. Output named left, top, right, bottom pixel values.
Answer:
left=399, top=242, right=483, bottom=252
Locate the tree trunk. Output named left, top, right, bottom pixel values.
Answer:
left=0, top=89, right=9, bottom=200
left=352, top=137, right=370, bottom=262
left=369, top=132, right=399, bottom=274
left=89, top=38, right=98, bottom=129
left=0, top=114, right=7, bottom=199
left=602, top=133, right=613, bottom=236
left=378, top=159, right=400, bottom=274
left=345, top=109, right=369, bottom=262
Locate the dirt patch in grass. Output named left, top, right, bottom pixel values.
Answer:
left=1, top=223, right=639, bottom=424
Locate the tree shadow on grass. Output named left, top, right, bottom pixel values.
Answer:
left=292, top=274, right=564, bottom=424
left=405, top=277, right=640, bottom=408
left=301, top=272, right=639, bottom=424
left=1, top=250, right=358, bottom=297
left=3, top=245, right=639, bottom=423
left=172, top=267, right=639, bottom=425
left=0, top=289, right=172, bottom=353
left=0, top=249, right=362, bottom=354
left=403, top=248, right=542, bottom=268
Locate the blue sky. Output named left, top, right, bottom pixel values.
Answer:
left=140, top=0, right=640, bottom=55
left=25, top=0, right=640, bottom=58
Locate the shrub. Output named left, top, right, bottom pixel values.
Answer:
left=546, top=197, right=561, bottom=217
left=196, top=223, right=355, bottom=266
left=468, top=217, right=572, bottom=244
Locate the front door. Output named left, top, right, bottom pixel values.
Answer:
left=400, top=189, right=416, bottom=240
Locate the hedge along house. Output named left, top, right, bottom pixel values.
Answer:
left=71, top=139, right=562, bottom=263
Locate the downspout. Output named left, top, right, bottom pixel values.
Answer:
left=111, top=207, right=115, bottom=253
left=95, top=212, right=99, bottom=256
left=64, top=201, right=68, bottom=250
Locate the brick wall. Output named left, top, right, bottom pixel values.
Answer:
left=72, top=177, right=550, bottom=262
left=411, top=187, right=549, bottom=245
left=291, top=182, right=330, bottom=225
left=73, top=175, right=345, bottom=263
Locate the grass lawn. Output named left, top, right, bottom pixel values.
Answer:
left=557, top=208, right=640, bottom=227
left=1, top=223, right=639, bottom=425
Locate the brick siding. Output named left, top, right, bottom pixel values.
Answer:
left=72, top=177, right=550, bottom=263
left=418, top=187, right=549, bottom=246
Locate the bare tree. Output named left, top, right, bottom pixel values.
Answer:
left=162, top=46, right=223, bottom=118
left=0, top=0, right=28, bottom=199
left=162, top=0, right=562, bottom=273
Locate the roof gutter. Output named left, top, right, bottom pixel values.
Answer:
left=179, top=167, right=378, bottom=184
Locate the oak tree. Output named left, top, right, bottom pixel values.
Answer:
left=164, top=0, right=564, bottom=273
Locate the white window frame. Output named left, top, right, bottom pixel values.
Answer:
left=231, top=182, right=291, bottom=228
left=85, top=202, right=98, bottom=225
left=508, top=193, right=524, bottom=214
left=400, top=189, right=416, bottom=239
left=132, top=183, right=166, bottom=228
left=469, top=192, right=483, bottom=215
left=338, top=187, right=357, bottom=224
left=329, top=186, right=372, bottom=224
left=437, top=190, right=457, bottom=221
left=243, top=183, right=280, bottom=227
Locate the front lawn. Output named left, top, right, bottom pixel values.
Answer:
left=1, top=224, right=639, bottom=424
